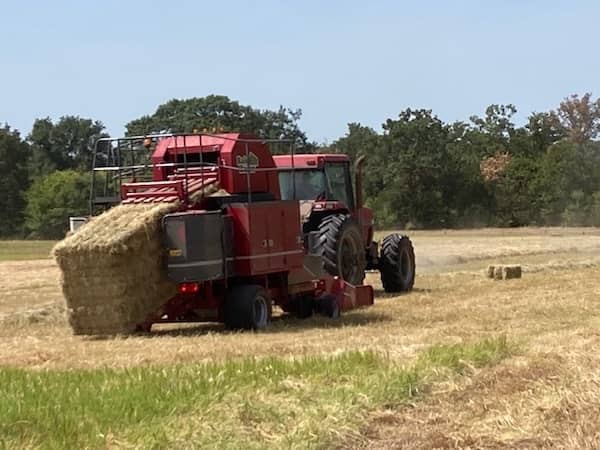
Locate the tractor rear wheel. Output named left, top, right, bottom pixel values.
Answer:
left=224, top=285, right=272, bottom=330
left=317, top=214, right=366, bottom=285
left=380, top=234, right=415, bottom=293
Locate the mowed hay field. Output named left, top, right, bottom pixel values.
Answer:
left=2, top=228, right=600, bottom=448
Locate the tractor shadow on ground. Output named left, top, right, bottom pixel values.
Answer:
left=372, top=287, right=433, bottom=299
left=146, top=310, right=393, bottom=338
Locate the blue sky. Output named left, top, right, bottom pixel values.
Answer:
left=1, top=1, right=598, bottom=142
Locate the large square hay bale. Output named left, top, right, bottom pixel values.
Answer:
left=485, top=264, right=522, bottom=281
left=53, top=202, right=180, bottom=335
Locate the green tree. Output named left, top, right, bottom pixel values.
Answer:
left=28, top=116, right=108, bottom=178
left=535, top=140, right=600, bottom=224
left=25, top=170, right=90, bottom=238
left=493, top=156, right=543, bottom=226
left=329, top=123, right=383, bottom=202
left=446, top=122, right=494, bottom=227
left=378, top=109, right=452, bottom=228
left=125, top=95, right=309, bottom=147
left=526, top=112, right=566, bottom=155
left=0, top=125, right=30, bottom=236
left=470, top=104, right=517, bottom=141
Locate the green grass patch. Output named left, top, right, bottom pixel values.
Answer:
left=417, top=334, right=513, bottom=374
left=0, top=336, right=512, bottom=449
left=0, top=241, right=56, bottom=261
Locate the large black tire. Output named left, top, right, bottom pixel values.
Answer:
left=380, top=234, right=415, bottom=293
left=317, top=214, right=366, bottom=285
left=224, top=285, right=272, bottom=330
left=318, top=294, right=340, bottom=319
left=290, top=295, right=315, bottom=319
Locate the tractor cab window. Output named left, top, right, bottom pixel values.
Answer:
left=324, top=163, right=354, bottom=208
left=279, top=170, right=327, bottom=200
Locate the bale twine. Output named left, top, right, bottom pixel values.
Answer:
left=52, top=202, right=180, bottom=335
left=486, top=265, right=522, bottom=281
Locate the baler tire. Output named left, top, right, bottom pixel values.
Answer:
left=292, top=295, right=314, bottom=319
left=317, top=214, right=366, bottom=285
left=380, top=234, right=415, bottom=293
left=319, top=294, right=340, bottom=319
left=224, top=285, right=272, bottom=330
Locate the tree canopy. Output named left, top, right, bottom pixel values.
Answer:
left=2, top=93, right=600, bottom=238
left=24, top=170, right=90, bottom=239
left=0, top=126, right=30, bottom=236
left=28, top=116, right=108, bottom=178
left=331, top=94, right=600, bottom=228
left=125, top=95, right=309, bottom=146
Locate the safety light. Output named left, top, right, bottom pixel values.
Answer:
left=178, top=282, right=200, bottom=294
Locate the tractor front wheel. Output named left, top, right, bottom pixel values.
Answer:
left=380, top=234, right=415, bottom=293
left=224, top=285, right=272, bottom=330
left=317, top=214, right=366, bottom=285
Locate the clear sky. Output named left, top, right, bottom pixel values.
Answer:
left=1, top=0, right=599, bottom=142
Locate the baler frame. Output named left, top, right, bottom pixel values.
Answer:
left=88, top=132, right=374, bottom=332
left=90, top=133, right=302, bottom=214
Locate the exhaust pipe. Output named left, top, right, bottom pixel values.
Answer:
left=354, top=155, right=366, bottom=210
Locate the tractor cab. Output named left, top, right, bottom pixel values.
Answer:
left=273, top=154, right=376, bottom=285
left=275, top=155, right=355, bottom=210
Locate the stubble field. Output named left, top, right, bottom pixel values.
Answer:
left=1, top=228, right=600, bottom=448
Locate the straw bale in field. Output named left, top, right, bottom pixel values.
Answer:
left=486, top=264, right=522, bottom=280
left=53, top=202, right=180, bottom=335
left=493, top=266, right=504, bottom=280
left=503, top=265, right=522, bottom=279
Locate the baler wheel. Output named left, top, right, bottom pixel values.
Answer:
left=380, top=234, right=415, bottom=293
left=291, top=295, right=314, bottom=319
left=317, top=214, right=366, bottom=285
left=224, top=285, right=272, bottom=330
left=318, top=294, right=340, bottom=319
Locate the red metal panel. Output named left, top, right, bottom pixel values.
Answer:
left=354, top=207, right=374, bottom=245
left=276, top=201, right=304, bottom=270
left=273, top=154, right=350, bottom=169
left=227, top=201, right=304, bottom=276
left=228, top=204, right=268, bottom=275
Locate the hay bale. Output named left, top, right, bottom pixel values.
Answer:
left=486, top=264, right=522, bottom=280
left=503, top=265, right=522, bottom=279
left=53, top=202, right=180, bottom=335
left=493, top=266, right=504, bottom=280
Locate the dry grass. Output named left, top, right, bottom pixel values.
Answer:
left=0, top=260, right=64, bottom=316
left=2, top=227, right=600, bottom=447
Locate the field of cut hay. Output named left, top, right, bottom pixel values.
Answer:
left=2, top=227, right=600, bottom=448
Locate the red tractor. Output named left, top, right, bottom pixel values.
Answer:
left=273, top=154, right=415, bottom=292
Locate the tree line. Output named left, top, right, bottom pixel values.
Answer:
left=1, top=93, right=599, bottom=238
